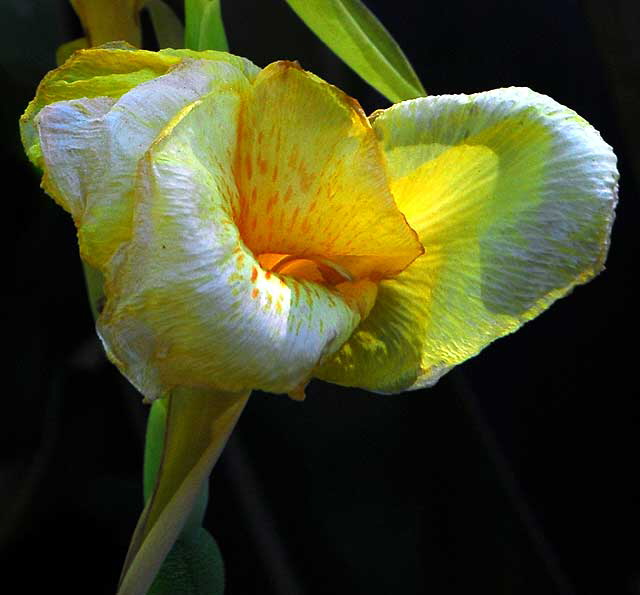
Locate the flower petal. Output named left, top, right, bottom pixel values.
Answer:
left=234, top=61, right=423, bottom=281
left=21, top=45, right=179, bottom=167
left=36, top=58, right=255, bottom=269
left=159, top=48, right=260, bottom=81
left=70, top=0, right=147, bottom=47
left=316, top=88, right=618, bottom=391
left=21, top=45, right=258, bottom=169
left=37, top=97, right=115, bottom=218
left=98, top=87, right=369, bottom=399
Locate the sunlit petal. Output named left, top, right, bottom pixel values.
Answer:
left=235, top=61, right=423, bottom=281
left=316, top=88, right=618, bottom=391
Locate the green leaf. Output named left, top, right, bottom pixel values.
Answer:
left=146, top=0, right=185, bottom=49
left=143, top=399, right=210, bottom=536
left=185, top=0, right=229, bottom=51
left=143, top=399, right=167, bottom=504
left=284, top=0, right=426, bottom=103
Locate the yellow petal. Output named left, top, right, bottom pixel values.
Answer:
left=70, top=0, right=147, bottom=47
left=97, top=83, right=369, bottom=399
left=316, top=88, right=618, bottom=391
left=234, top=61, right=423, bottom=281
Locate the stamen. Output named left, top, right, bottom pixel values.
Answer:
left=257, top=252, right=354, bottom=286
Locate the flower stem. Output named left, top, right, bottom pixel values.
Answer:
left=80, top=260, right=243, bottom=594
left=143, top=398, right=210, bottom=536
left=118, top=387, right=249, bottom=595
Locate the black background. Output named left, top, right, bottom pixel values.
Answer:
left=1, top=1, right=638, bottom=593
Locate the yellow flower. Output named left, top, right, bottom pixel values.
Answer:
left=21, top=45, right=617, bottom=594
left=22, top=45, right=617, bottom=402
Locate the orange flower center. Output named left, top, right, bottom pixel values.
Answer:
left=257, top=253, right=354, bottom=285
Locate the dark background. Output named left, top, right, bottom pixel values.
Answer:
left=1, top=0, right=638, bottom=593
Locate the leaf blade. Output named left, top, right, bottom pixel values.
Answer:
left=285, top=0, right=426, bottom=102
left=185, top=0, right=228, bottom=51
left=146, top=0, right=185, bottom=49
left=199, top=0, right=229, bottom=52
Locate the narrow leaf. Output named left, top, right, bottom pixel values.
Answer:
left=185, top=0, right=229, bottom=51
left=143, top=399, right=167, bottom=503
left=285, top=0, right=426, bottom=103
left=143, top=398, right=210, bottom=536
left=199, top=0, right=229, bottom=52
left=146, top=0, right=185, bottom=49
left=117, top=388, right=249, bottom=595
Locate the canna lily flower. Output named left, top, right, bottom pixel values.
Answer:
left=21, top=44, right=617, bottom=593
left=22, top=44, right=618, bottom=398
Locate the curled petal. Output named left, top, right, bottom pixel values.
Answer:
left=21, top=45, right=179, bottom=168
left=316, top=88, right=618, bottom=391
left=21, top=46, right=258, bottom=170
left=36, top=58, right=255, bottom=269
left=37, top=97, right=115, bottom=220
left=97, top=86, right=372, bottom=398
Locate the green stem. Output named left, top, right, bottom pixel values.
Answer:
left=144, top=399, right=210, bottom=536
left=118, top=388, right=249, bottom=595
left=81, top=261, right=237, bottom=594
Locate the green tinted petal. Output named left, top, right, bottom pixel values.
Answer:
left=55, top=37, right=89, bottom=67
left=21, top=46, right=258, bottom=170
left=316, top=88, right=618, bottom=391
left=36, top=59, right=252, bottom=269
left=159, top=48, right=260, bottom=80
left=21, top=46, right=181, bottom=167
